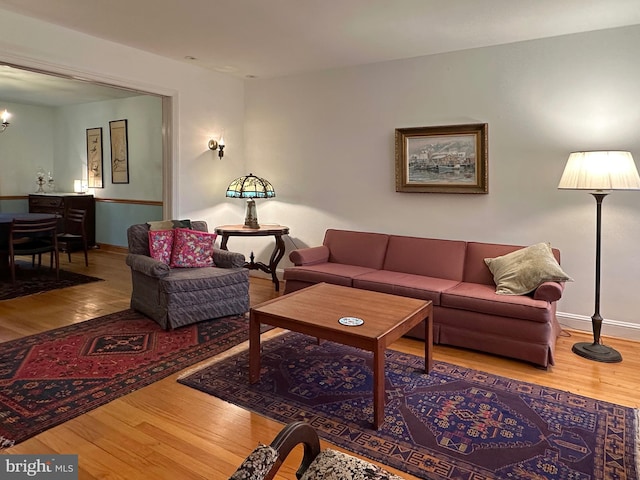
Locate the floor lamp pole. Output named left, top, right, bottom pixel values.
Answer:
left=571, top=192, right=622, bottom=363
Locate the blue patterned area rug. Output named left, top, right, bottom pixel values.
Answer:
left=178, top=332, right=640, bottom=480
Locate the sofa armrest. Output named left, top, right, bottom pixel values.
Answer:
left=126, top=253, right=171, bottom=278
left=533, top=281, right=565, bottom=302
left=289, top=246, right=330, bottom=266
left=213, top=248, right=246, bottom=269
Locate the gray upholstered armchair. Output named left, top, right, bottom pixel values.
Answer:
left=126, top=220, right=249, bottom=329
left=230, top=422, right=404, bottom=480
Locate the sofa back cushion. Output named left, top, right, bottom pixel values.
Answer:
left=324, top=229, right=389, bottom=269
left=384, top=235, right=466, bottom=281
left=464, top=241, right=561, bottom=285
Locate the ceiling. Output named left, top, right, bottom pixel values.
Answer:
left=0, top=65, right=144, bottom=107
left=1, top=0, right=640, bottom=105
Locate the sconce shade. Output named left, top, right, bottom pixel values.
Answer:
left=558, top=151, right=640, bottom=191
left=225, top=173, right=276, bottom=199
left=1, top=109, right=10, bottom=133
left=208, top=136, right=225, bottom=158
left=226, top=173, right=275, bottom=229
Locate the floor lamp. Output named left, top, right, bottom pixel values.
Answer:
left=558, top=151, right=640, bottom=363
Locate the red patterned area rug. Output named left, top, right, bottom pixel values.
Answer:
left=0, top=309, right=252, bottom=449
left=178, top=332, right=640, bottom=480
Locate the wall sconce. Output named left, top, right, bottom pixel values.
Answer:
left=1, top=109, right=10, bottom=133
left=208, top=136, right=225, bottom=159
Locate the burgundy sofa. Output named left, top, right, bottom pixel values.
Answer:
left=283, top=229, right=565, bottom=368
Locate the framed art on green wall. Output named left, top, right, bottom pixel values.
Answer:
left=86, top=127, right=103, bottom=188
left=110, top=119, right=129, bottom=184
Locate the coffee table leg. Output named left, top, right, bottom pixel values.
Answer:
left=373, top=348, right=385, bottom=429
left=249, top=312, right=261, bottom=383
left=424, top=308, right=433, bottom=373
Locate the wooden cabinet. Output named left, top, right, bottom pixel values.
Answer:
left=29, top=193, right=96, bottom=247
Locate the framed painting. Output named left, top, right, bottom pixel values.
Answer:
left=109, top=119, right=129, bottom=184
left=86, top=127, right=103, bottom=188
left=395, top=123, right=488, bottom=193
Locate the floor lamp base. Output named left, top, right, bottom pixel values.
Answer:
left=572, top=342, right=622, bottom=363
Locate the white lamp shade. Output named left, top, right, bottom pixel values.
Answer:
left=73, top=179, right=88, bottom=193
left=558, top=151, right=640, bottom=191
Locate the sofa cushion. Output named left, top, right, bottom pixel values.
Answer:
left=353, top=270, right=459, bottom=305
left=159, top=266, right=247, bottom=294
left=484, top=242, right=572, bottom=295
left=324, top=229, right=389, bottom=269
left=384, top=235, right=466, bottom=281
left=441, top=282, right=552, bottom=323
left=283, top=263, right=379, bottom=287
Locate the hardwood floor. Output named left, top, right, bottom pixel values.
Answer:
left=2, top=249, right=639, bottom=479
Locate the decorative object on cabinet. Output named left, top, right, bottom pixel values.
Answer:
left=46, top=171, right=55, bottom=192
left=35, top=168, right=47, bottom=193
left=28, top=193, right=96, bottom=247
left=109, top=119, right=129, bottom=184
left=208, top=136, right=225, bottom=159
left=73, top=179, right=88, bottom=194
left=1, top=109, right=10, bottom=133
left=395, top=123, right=488, bottom=194
left=86, top=127, right=103, bottom=188
left=558, top=150, right=640, bottom=363
left=225, top=173, right=276, bottom=229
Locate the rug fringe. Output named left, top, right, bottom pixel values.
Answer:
left=177, top=329, right=288, bottom=380
left=0, top=435, right=16, bottom=450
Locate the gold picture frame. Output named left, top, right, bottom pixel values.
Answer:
left=86, top=127, right=103, bottom=189
left=395, top=123, right=488, bottom=194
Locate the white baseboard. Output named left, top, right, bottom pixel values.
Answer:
left=557, top=311, right=640, bottom=342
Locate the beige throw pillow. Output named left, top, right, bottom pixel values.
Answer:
left=484, top=242, right=573, bottom=295
left=147, top=220, right=174, bottom=231
left=147, top=219, right=192, bottom=231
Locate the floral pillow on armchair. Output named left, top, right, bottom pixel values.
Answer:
left=170, top=228, right=217, bottom=268
left=148, top=230, right=174, bottom=265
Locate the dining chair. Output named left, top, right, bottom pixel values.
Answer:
left=0, top=217, right=59, bottom=284
left=57, top=209, right=89, bottom=266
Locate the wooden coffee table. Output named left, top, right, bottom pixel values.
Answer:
left=249, top=282, right=433, bottom=429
